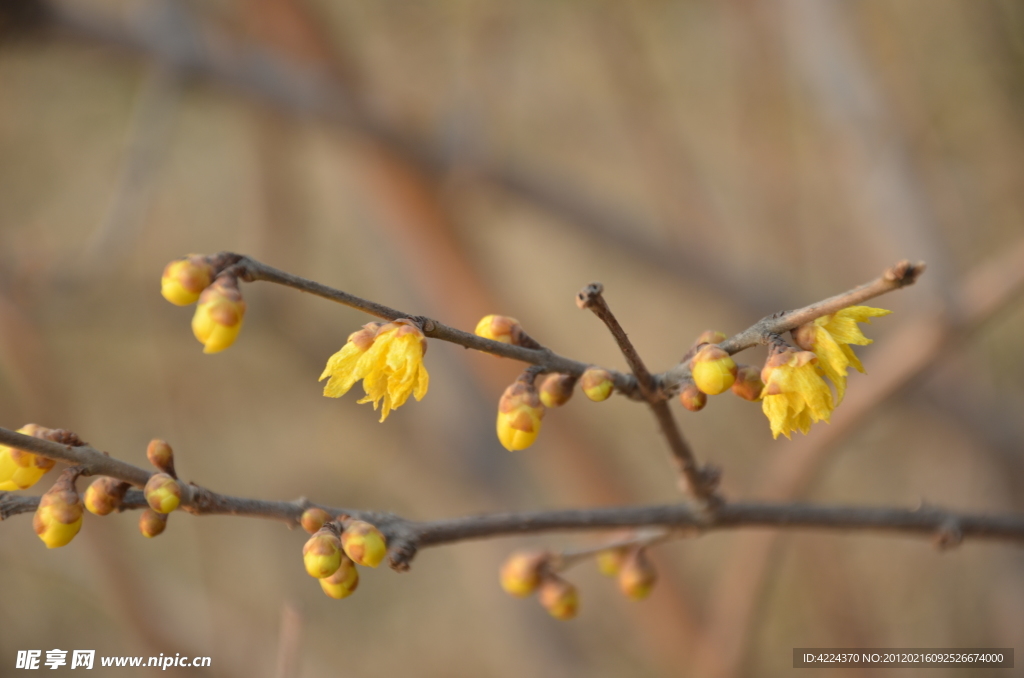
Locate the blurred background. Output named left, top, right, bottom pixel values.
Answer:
left=1, top=0, right=1023, bottom=676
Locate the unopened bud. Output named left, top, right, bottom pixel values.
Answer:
left=539, top=373, right=576, bottom=408
left=0, top=423, right=57, bottom=491
left=618, top=548, right=657, bottom=600
left=695, top=330, right=727, bottom=346
left=303, top=528, right=342, bottom=578
left=319, top=553, right=359, bottom=599
left=496, top=380, right=546, bottom=451
left=139, top=508, right=169, bottom=538
left=499, top=551, right=549, bottom=597
left=538, top=576, right=579, bottom=620
left=146, top=439, right=176, bottom=477
left=580, top=368, right=614, bottom=402
left=731, top=365, right=764, bottom=402
left=33, top=469, right=84, bottom=549
left=84, top=477, right=129, bottom=516
left=301, top=508, right=333, bottom=535
left=474, top=315, right=523, bottom=345
left=341, top=520, right=387, bottom=568
left=161, top=255, right=214, bottom=306
left=679, top=383, right=707, bottom=412
left=791, top=323, right=817, bottom=352
left=595, top=548, right=626, bottom=577
left=144, top=473, right=181, bottom=514
left=192, top=276, right=246, bottom=354
left=691, top=345, right=737, bottom=395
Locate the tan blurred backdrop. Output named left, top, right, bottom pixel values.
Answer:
left=1, top=0, right=1023, bottom=676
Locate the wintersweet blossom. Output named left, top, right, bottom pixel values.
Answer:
left=760, top=349, right=834, bottom=439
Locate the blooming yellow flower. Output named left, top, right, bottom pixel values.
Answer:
left=0, top=424, right=56, bottom=491
left=760, top=349, right=834, bottom=439
left=793, top=306, right=891, bottom=405
left=319, top=320, right=429, bottom=422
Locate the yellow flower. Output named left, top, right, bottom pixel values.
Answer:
left=496, top=381, right=545, bottom=451
left=760, top=349, right=833, bottom=439
left=793, top=306, right=892, bottom=405
left=319, top=320, right=429, bottom=422
left=192, top=277, right=246, bottom=353
left=0, top=424, right=56, bottom=491
left=161, top=255, right=213, bottom=306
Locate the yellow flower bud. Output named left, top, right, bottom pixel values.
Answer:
left=146, top=439, right=176, bottom=477
left=580, top=368, right=614, bottom=402
left=538, top=576, right=579, bottom=620
left=341, top=520, right=387, bottom=568
left=319, top=554, right=359, bottom=599
left=496, top=381, right=545, bottom=451
left=595, top=548, right=626, bottom=577
left=618, top=548, right=657, bottom=600
left=191, top=277, right=246, bottom=354
left=538, top=373, right=575, bottom=408
left=690, top=344, right=737, bottom=395
left=695, top=330, right=727, bottom=346
left=84, top=477, right=129, bottom=516
left=301, top=508, right=333, bottom=535
left=139, top=508, right=169, bottom=538
left=0, top=424, right=57, bottom=491
left=499, top=551, right=549, bottom=597
left=303, top=529, right=343, bottom=578
left=731, top=365, right=765, bottom=402
left=678, top=383, right=707, bottom=412
left=144, top=473, right=181, bottom=514
left=474, top=315, right=522, bottom=344
left=160, top=255, right=214, bottom=306
left=33, top=471, right=83, bottom=549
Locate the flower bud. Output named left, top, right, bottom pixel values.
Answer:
left=595, top=548, right=626, bottom=577
left=33, top=470, right=83, bottom=549
left=161, top=255, right=214, bottom=306
left=139, top=508, right=168, bottom=538
left=791, top=323, right=817, bottom=352
left=341, top=520, right=387, bottom=568
left=496, top=381, right=546, bottom=451
left=499, top=551, right=549, bottom=597
left=474, top=315, right=523, bottom=344
left=580, top=368, right=614, bottom=402
left=731, top=365, right=765, bottom=402
left=191, top=276, right=246, bottom=354
left=144, top=473, right=181, bottom=514
left=301, top=508, right=333, bottom=535
left=84, top=477, right=129, bottom=516
left=678, top=383, right=707, bottom=412
left=695, top=330, right=727, bottom=346
left=319, top=553, right=359, bottom=599
left=0, top=424, right=57, bottom=491
left=690, top=345, right=737, bottom=395
left=303, top=528, right=343, bottom=578
left=618, top=548, right=657, bottom=600
left=538, top=576, right=579, bottom=620
left=539, top=373, right=576, bottom=408
left=146, top=439, right=176, bottom=477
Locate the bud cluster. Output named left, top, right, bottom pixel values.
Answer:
left=679, top=331, right=765, bottom=412
left=498, top=551, right=579, bottom=620
left=299, top=510, right=388, bottom=601
left=595, top=545, right=659, bottom=601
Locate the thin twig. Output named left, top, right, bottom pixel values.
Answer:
left=577, top=282, right=721, bottom=504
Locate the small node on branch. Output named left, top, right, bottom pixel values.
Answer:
left=575, top=282, right=604, bottom=310
left=933, top=519, right=963, bottom=551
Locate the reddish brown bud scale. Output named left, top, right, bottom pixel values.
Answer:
left=84, top=477, right=130, bottom=516
left=618, top=548, right=657, bottom=600
left=679, top=383, right=707, bottom=412
left=731, top=365, right=765, bottom=402
left=139, top=509, right=169, bottom=537
left=499, top=551, right=549, bottom=597
left=539, top=374, right=576, bottom=408
left=301, top=508, right=333, bottom=535
left=146, top=439, right=176, bottom=477
left=538, top=576, right=579, bottom=620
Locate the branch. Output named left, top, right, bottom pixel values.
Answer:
left=576, top=282, right=720, bottom=504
